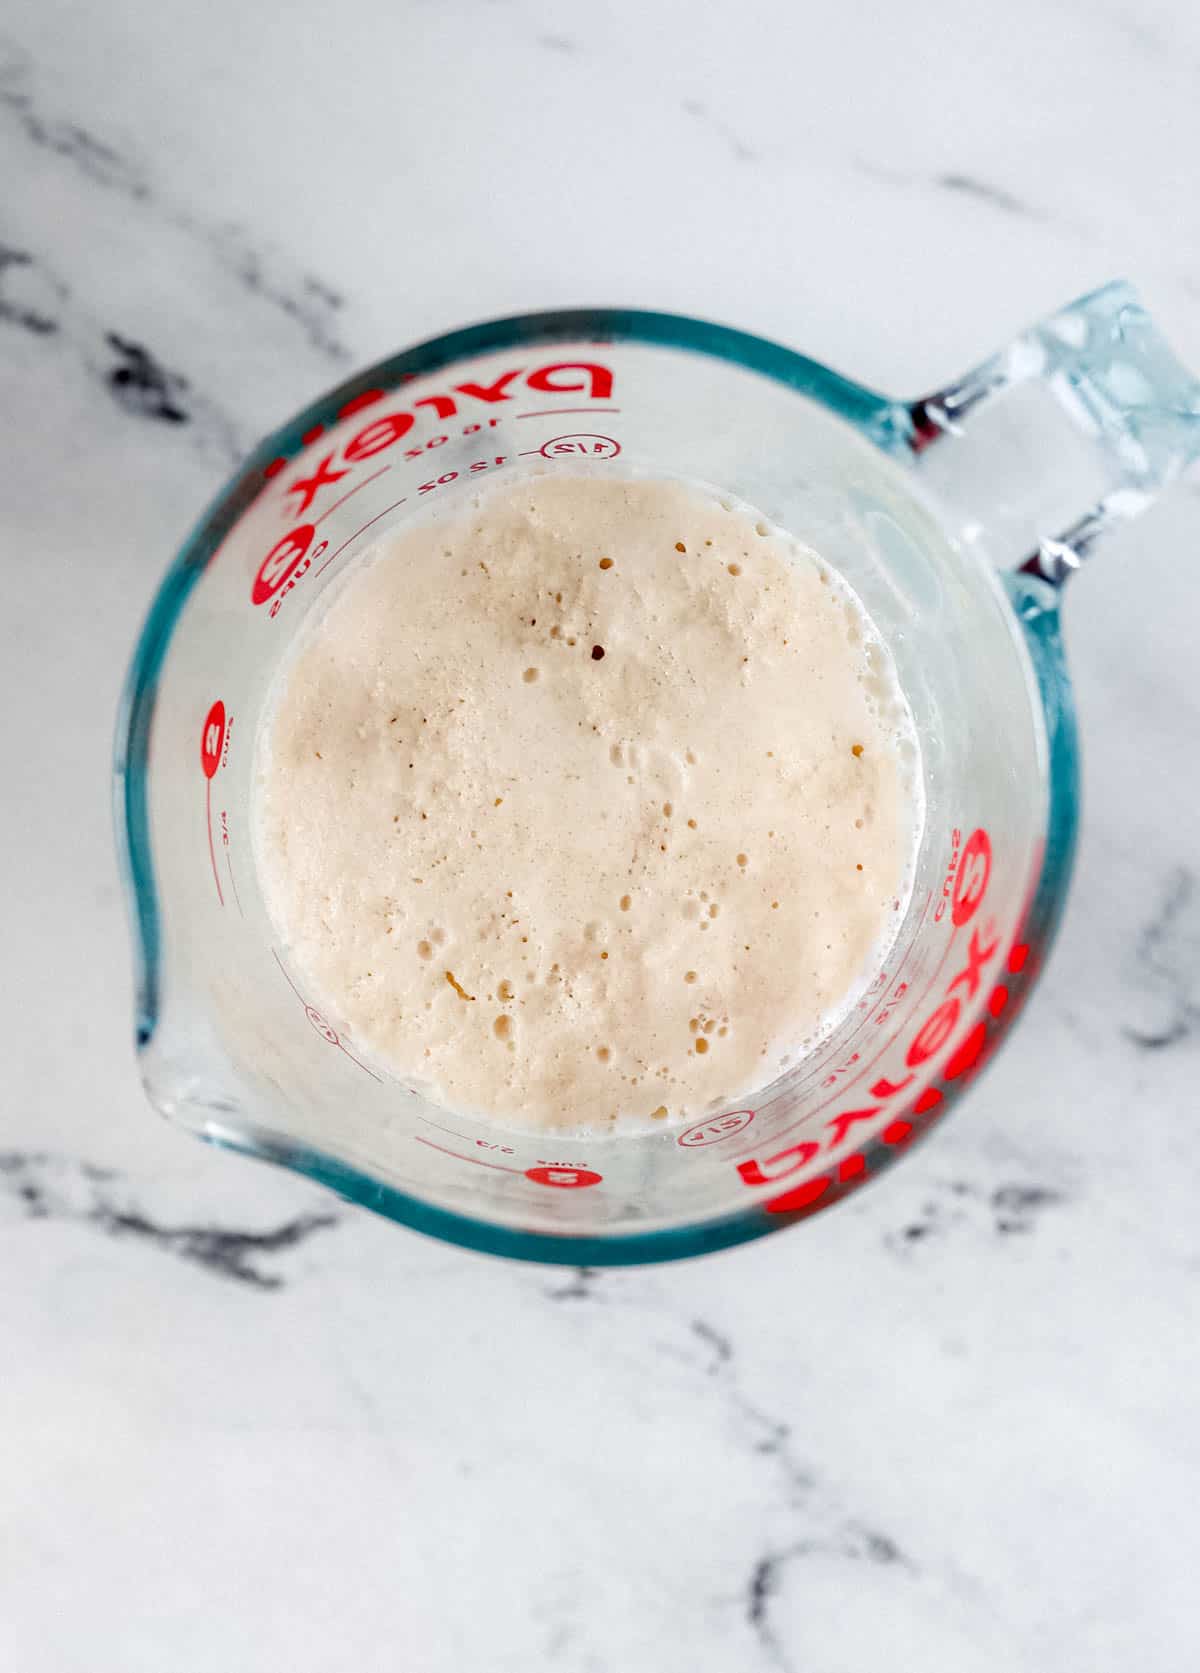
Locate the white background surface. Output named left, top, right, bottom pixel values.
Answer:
left=3, top=3, right=1200, bottom=1668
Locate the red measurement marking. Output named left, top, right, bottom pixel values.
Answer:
left=516, top=407, right=621, bottom=419
left=876, top=890, right=934, bottom=1008
left=301, top=423, right=325, bottom=446
left=737, top=1080, right=805, bottom=1136
left=314, top=495, right=409, bottom=577
left=525, top=1165, right=603, bottom=1189
left=335, top=1040, right=383, bottom=1082
left=305, top=1006, right=339, bottom=1045
left=272, top=947, right=303, bottom=999
left=270, top=950, right=382, bottom=1080
left=951, top=827, right=991, bottom=926
left=1008, top=942, right=1029, bottom=974
left=205, top=780, right=223, bottom=907
left=726, top=923, right=961, bottom=1163
left=225, top=850, right=243, bottom=917
left=263, top=457, right=286, bottom=479
left=678, top=1109, right=755, bottom=1148
left=314, top=464, right=390, bottom=527
left=746, top=890, right=935, bottom=1135
left=200, top=700, right=226, bottom=907
left=736, top=877, right=1003, bottom=1203
left=414, top=1135, right=522, bottom=1173
left=259, top=362, right=615, bottom=518
left=724, top=1084, right=823, bottom=1164
left=418, top=1114, right=475, bottom=1138
left=417, top=1114, right=515, bottom=1155
left=819, top=889, right=934, bottom=1065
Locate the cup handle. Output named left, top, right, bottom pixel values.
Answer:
left=902, top=281, right=1200, bottom=584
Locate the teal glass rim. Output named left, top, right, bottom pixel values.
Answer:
left=113, top=307, right=1079, bottom=1267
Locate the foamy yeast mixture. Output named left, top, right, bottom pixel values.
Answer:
left=254, top=474, right=922, bottom=1131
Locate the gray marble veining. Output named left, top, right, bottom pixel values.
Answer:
left=2, top=1, right=1199, bottom=1668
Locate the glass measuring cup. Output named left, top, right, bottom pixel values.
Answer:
left=115, top=281, right=1200, bottom=1265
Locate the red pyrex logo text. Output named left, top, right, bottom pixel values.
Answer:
left=251, top=359, right=615, bottom=606
left=734, top=827, right=1001, bottom=1213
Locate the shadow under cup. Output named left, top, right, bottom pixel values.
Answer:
left=117, top=313, right=1072, bottom=1264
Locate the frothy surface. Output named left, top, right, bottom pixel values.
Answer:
left=253, top=475, right=922, bottom=1131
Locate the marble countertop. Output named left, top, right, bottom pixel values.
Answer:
left=4, top=2, right=1200, bottom=1667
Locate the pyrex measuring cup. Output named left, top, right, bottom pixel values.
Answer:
left=115, top=281, right=1200, bottom=1265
